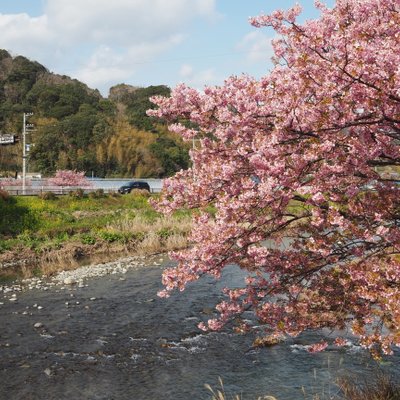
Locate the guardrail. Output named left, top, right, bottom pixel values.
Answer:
left=2, top=186, right=161, bottom=196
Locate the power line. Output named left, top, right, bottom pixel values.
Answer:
left=53, top=48, right=271, bottom=73
left=127, top=49, right=270, bottom=66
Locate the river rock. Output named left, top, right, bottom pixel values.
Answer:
left=34, top=322, right=43, bottom=328
left=63, top=277, right=76, bottom=285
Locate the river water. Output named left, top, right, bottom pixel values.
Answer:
left=0, top=258, right=399, bottom=400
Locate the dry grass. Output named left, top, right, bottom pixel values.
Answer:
left=38, top=242, right=112, bottom=276
left=164, top=233, right=188, bottom=251
left=135, top=232, right=188, bottom=255
left=205, top=378, right=243, bottom=400
left=108, top=213, right=192, bottom=236
left=135, top=232, right=164, bottom=255
left=205, top=378, right=277, bottom=400
left=337, top=374, right=400, bottom=400
left=205, top=374, right=400, bottom=400
left=23, top=216, right=191, bottom=277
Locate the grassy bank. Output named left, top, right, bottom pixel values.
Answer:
left=0, top=190, right=191, bottom=279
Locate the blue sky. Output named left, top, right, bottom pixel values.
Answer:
left=0, top=0, right=334, bottom=96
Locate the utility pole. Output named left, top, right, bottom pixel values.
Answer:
left=22, top=112, right=33, bottom=194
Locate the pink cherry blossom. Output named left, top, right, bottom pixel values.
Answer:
left=48, top=170, right=92, bottom=187
left=149, top=0, right=400, bottom=356
left=308, top=341, right=329, bottom=353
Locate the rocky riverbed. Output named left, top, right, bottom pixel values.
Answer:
left=1, top=254, right=163, bottom=297
left=0, top=257, right=399, bottom=400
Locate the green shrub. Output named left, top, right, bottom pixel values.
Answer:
left=0, top=198, right=39, bottom=235
left=38, top=191, right=57, bottom=200
left=157, top=227, right=173, bottom=240
left=98, top=230, right=123, bottom=243
left=16, top=232, right=41, bottom=250
left=0, top=240, right=13, bottom=252
left=81, top=233, right=96, bottom=245
left=140, top=208, right=160, bottom=222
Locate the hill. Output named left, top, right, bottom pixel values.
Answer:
left=0, top=50, right=190, bottom=178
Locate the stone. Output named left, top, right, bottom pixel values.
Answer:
left=63, top=277, right=76, bottom=285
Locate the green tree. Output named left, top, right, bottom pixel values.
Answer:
left=124, top=85, right=170, bottom=131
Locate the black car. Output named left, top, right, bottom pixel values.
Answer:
left=118, top=181, right=151, bottom=194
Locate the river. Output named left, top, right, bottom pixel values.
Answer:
left=0, top=257, right=399, bottom=400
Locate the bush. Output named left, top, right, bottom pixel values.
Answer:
left=96, top=188, right=105, bottom=197
left=157, top=227, right=173, bottom=240
left=0, top=189, right=10, bottom=201
left=38, top=191, right=57, bottom=200
left=0, top=199, right=39, bottom=235
left=98, top=230, right=123, bottom=243
left=131, top=232, right=145, bottom=241
left=109, top=191, right=121, bottom=198
left=68, top=188, right=85, bottom=199
left=80, top=233, right=96, bottom=245
left=88, top=188, right=106, bottom=199
left=129, top=188, right=151, bottom=198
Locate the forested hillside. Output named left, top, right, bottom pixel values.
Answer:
left=0, top=50, right=190, bottom=178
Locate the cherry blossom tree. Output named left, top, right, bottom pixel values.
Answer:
left=48, top=170, right=92, bottom=187
left=149, top=0, right=400, bottom=356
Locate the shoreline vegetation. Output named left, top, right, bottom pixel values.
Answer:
left=0, top=189, right=191, bottom=281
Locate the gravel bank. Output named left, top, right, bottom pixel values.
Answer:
left=0, top=254, right=166, bottom=299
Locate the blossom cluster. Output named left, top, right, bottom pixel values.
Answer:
left=149, top=0, right=400, bottom=355
left=48, top=170, right=92, bottom=187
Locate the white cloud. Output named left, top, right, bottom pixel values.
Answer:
left=236, top=31, right=274, bottom=63
left=76, top=35, right=184, bottom=90
left=0, top=0, right=218, bottom=93
left=179, top=64, right=194, bottom=78
left=178, top=64, right=217, bottom=89
left=0, top=13, right=53, bottom=59
left=44, top=0, right=217, bottom=45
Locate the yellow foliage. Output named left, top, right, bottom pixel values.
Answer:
left=99, top=117, right=161, bottom=177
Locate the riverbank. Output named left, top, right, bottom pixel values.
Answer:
left=0, top=190, right=191, bottom=281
